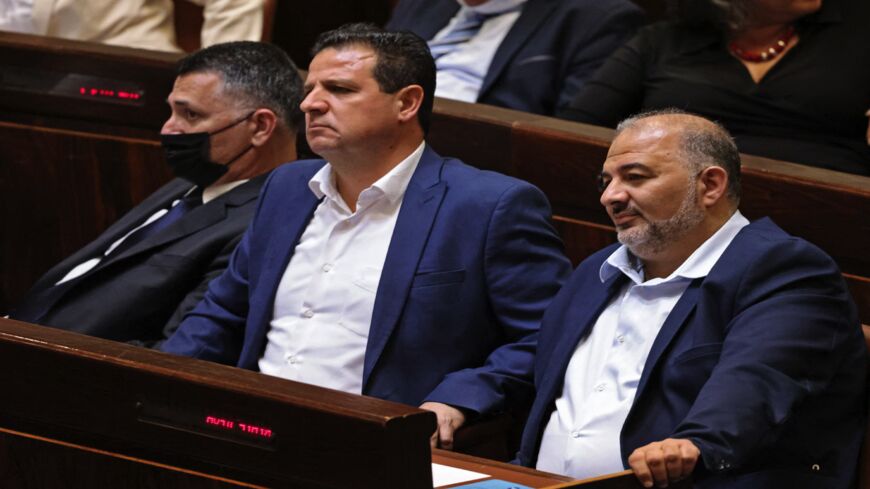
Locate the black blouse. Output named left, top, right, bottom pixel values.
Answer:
left=559, top=0, right=870, bottom=175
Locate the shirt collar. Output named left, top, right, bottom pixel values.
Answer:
left=202, top=179, right=249, bottom=204
left=308, top=141, right=426, bottom=210
left=600, top=210, right=750, bottom=285
left=458, top=0, right=526, bottom=15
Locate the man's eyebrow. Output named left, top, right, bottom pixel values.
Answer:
left=165, top=98, right=191, bottom=108
left=616, top=162, right=652, bottom=172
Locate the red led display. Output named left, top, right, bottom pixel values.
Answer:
left=78, top=86, right=141, bottom=101
left=205, top=415, right=273, bottom=439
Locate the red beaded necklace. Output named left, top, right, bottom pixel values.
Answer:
left=729, top=25, right=796, bottom=62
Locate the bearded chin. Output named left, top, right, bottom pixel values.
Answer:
left=618, top=194, right=705, bottom=258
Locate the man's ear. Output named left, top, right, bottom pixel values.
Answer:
left=249, top=108, right=279, bottom=147
left=395, top=84, right=424, bottom=124
left=698, top=166, right=729, bottom=207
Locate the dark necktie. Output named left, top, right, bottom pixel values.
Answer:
left=427, top=4, right=523, bottom=62
left=428, top=10, right=493, bottom=61
left=106, top=189, right=202, bottom=257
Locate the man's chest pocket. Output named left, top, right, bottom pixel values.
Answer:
left=408, top=269, right=466, bottom=312
left=411, top=269, right=466, bottom=288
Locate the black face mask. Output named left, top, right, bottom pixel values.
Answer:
left=161, top=112, right=254, bottom=187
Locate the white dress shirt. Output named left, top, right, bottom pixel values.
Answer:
left=0, top=0, right=34, bottom=33
left=3, top=0, right=262, bottom=52
left=431, top=0, right=526, bottom=103
left=258, top=143, right=425, bottom=394
left=536, top=211, right=750, bottom=479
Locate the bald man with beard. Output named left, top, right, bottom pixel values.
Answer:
left=517, top=110, right=865, bottom=489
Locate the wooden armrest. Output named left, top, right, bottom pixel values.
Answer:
left=452, top=412, right=517, bottom=462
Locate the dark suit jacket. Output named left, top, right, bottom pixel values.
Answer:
left=387, top=0, right=643, bottom=115
left=162, top=147, right=572, bottom=415
left=517, top=218, right=866, bottom=488
left=12, top=174, right=269, bottom=345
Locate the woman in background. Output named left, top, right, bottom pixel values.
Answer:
left=559, top=0, right=870, bottom=175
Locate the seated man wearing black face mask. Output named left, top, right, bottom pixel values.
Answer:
left=9, top=41, right=303, bottom=347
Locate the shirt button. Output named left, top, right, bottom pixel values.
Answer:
left=302, top=309, right=314, bottom=318
left=570, top=430, right=581, bottom=438
left=616, top=334, right=625, bottom=344
left=286, top=355, right=297, bottom=364
left=595, top=383, right=606, bottom=392
left=321, top=263, right=333, bottom=272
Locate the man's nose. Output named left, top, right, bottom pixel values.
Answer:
left=599, top=180, right=628, bottom=208
left=161, top=114, right=182, bottom=135
left=300, top=89, right=325, bottom=113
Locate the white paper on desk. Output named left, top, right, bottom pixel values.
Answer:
left=432, top=463, right=489, bottom=487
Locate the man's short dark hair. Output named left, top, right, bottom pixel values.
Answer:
left=616, top=109, right=742, bottom=203
left=311, top=23, right=436, bottom=134
left=177, top=41, right=304, bottom=130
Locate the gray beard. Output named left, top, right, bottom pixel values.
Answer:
left=618, top=186, right=705, bottom=257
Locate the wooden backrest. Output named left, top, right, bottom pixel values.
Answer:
left=0, top=31, right=179, bottom=138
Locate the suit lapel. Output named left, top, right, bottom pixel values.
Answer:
left=256, top=174, right=321, bottom=309
left=362, top=148, right=446, bottom=387
left=242, top=169, right=323, bottom=361
left=480, top=0, right=556, bottom=98
left=634, top=278, right=703, bottom=398
left=27, top=179, right=192, bottom=292
left=106, top=177, right=265, bottom=265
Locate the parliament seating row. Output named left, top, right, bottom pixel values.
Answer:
left=2, top=31, right=869, bottom=323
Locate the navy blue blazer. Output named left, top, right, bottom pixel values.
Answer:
left=162, top=147, right=572, bottom=415
left=517, top=218, right=866, bottom=488
left=387, top=0, right=643, bottom=115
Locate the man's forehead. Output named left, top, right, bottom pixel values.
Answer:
left=169, top=71, right=228, bottom=107
left=310, top=45, right=377, bottom=75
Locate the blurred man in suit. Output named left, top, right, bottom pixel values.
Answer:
left=387, top=0, right=643, bottom=115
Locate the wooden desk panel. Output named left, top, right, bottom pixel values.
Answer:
left=0, top=317, right=434, bottom=488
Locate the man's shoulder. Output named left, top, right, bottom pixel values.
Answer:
left=710, top=217, right=842, bottom=287
left=728, top=218, right=832, bottom=263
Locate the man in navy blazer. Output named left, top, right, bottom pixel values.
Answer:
left=162, top=24, right=571, bottom=448
left=386, top=0, right=643, bottom=115
left=518, top=111, right=865, bottom=488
